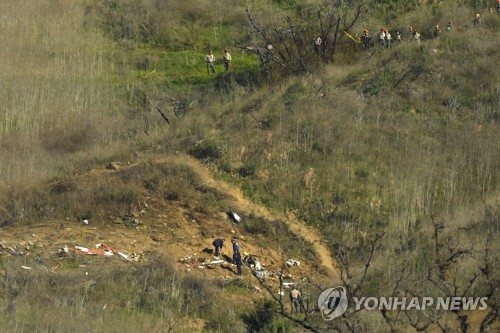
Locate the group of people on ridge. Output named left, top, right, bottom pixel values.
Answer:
left=360, top=27, right=410, bottom=49
left=360, top=9, right=491, bottom=50
left=356, top=4, right=499, bottom=49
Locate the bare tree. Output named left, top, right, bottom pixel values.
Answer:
left=394, top=209, right=500, bottom=333
left=244, top=2, right=364, bottom=75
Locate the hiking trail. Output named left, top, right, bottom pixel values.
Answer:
left=160, top=154, right=340, bottom=279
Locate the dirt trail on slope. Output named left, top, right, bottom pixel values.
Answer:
left=160, top=154, right=340, bottom=279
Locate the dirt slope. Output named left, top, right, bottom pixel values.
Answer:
left=0, top=153, right=340, bottom=289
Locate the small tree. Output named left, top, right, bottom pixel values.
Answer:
left=242, top=299, right=292, bottom=333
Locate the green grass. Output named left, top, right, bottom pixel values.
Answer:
left=127, top=48, right=261, bottom=88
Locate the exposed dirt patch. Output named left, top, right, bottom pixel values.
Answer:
left=0, top=153, right=339, bottom=296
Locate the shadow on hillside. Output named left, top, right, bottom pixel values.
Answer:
left=220, top=264, right=238, bottom=275
left=202, top=247, right=214, bottom=255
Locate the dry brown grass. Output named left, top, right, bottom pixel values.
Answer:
left=0, top=0, right=128, bottom=184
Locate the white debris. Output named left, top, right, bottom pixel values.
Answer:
left=286, top=259, right=301, bottom=267
left=255, top=261, right=262, bottom=271
left=210, top=259, right=224, bottom=264
left=118, top=252, right=130, bottom=261
left=227, top=211, right=241, bottom=223
left=255, top=271, right=266, bottom=278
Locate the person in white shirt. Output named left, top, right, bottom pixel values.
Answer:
left=313, top=36, right=322, bottom=52
left=384, top=29, right=392, bottom=48
left=290, top=287, right=305, bottom=313
left=205, top=50, right=216, bottom=75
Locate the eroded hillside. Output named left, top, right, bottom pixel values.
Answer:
left=0, top=153, right=342, bottom=331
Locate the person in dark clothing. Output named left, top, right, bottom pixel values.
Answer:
left=231, top=238, right=240, bottom=263
left=473, top=13, right=481, bottom=27
left=212, top=238, right=225, bottom=256
left=234, top=251, right=242, bottom=275
left=433, top=25, right=441, bottom=38
left=360, top=29, right=371, bottom=49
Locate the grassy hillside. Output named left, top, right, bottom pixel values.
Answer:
left=1, top=0, right=499, bottom=332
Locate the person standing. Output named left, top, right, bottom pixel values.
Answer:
left=205, top=50, right=216, bottom=75
left=384, top=29, right=392, bottom=48
left=377, top=28, right=386, bottom=47
left=410, top=27, right=421, bottom=44
left=212, top=238, right=225, bottom=256
left=231, top=238, right=240, bottom=263
left=473, top=13, right=481, bottom=26
left=433, top=25, right=441, bottom=38
left=313, top=36, right=322, bottom=52
left=234, top=251, right=242, bottom=275
left=290, top=287, right=304, bottom=314
left=223, top=48, right=232, bottom=71
left=361, top=29, right=371, bottom=49
left=395, top=30, right=402, bottom=44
